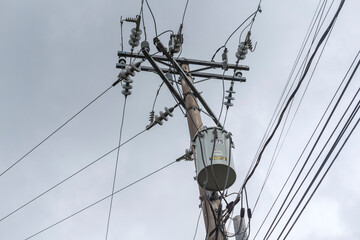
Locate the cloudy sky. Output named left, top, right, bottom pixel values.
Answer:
left=1, top=0, right=359, bottom=239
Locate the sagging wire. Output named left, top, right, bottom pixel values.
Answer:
left=246, top=1, right=333, bottom=218
left=211, top=9, right=259, bottom=62
left=262, top=46, right=356, bottom=240
left=240, top=0, right=345, bottom=194
left=282, top=110, right=360, bottom=239
left=252, top=21, right=335, bottom=217
left=0, top=129, right=148, bottom=223
left=278, top=93, right=360, bottom=239
left=0, top=85, right=113, bottom=179
left=24, top=160, right=178, bottom=240
left=246, top=0, right=327, bottom=187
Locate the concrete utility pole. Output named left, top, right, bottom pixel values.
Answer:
left=181, top=64, right=226, bottom=240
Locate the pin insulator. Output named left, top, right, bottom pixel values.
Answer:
left=224, top=82, right=236, bottom=108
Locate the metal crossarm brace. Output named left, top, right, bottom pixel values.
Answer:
left=141, top=47, right=186, bottom=109
left=117, top=51, right=250, bottom=71
left=153, top=37, right=222, bottom=128
left=140, top=66, right=246, bottom=82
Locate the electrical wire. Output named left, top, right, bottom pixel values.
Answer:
left=224, top=10, right=258, bottom=47
left=145, top=0, right=158, bottom=36
left=105, top=97, right=128, bottom=240
left=0, top=85, right=113, bottom=178
left=139, top=0, right=148, bottom=41
left=193, top=208, right=202, bottom=240
left=181, top=0, right=190, bottom=26
left=283, top=113, right=360, bottom=239
left=156, top=29, right=175, bottom=38
left=24, top=160, right=178, bottom=240
left=241, top=0, right=345, bottom=191
left=278, top=97, right=360, bottom=239
left=252, top=5, right=335, bottom=215
left=247, top=0, right=327, bottom=183
left=211, top=9, right=259, bottom=61
left=0, top=129, right=147, bottom=223
left=263, top=46, right=357, bottom=240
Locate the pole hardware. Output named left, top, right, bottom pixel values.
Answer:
left=141, top=44, right=186, bottom=108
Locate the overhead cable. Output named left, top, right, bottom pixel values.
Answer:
left=241, top=0, right=345, bottom=191
left=252, top=2, right=336, bottom=216
left=263, top=48, right=358, bottom=240
left=278, top=97, right=360, bottom=239
left=145, top=0, right=158, bottom=36
left=24, top=160, right=178, bottom=240
left=0, top=85, right=113, bottom=178
left=283, top=111, right=360, bottom=239
left=0, top=129, right=147, bottom=223
left=105, top=97, right=128, bottom=240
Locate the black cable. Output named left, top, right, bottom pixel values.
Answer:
left=210, top=9, right=258, bottom=61
left=252, top=7, right=335, bottom=215
left=145, top=0, right=158, bottom=36
left=0, top=129, right=147, bottom=223
left=24, top=160, right=177, bottom=240
left=105, top=97, right=128, bottom=240
left=248, top=0, right=327, bottom=183
left=278, top=98, right=360, bottom=239
left=224, top=10, right=258, bottom=47
left=0, top=85, right=113, bottom=178
left=181, top=0, right=190, bottom=26
left=263, top=49, right=358, bottom=240
left=156, top=29, right=174, bottom=38
left=242, top=0, right=345, bottom=191
left=283, top=114, right=360, bottom=239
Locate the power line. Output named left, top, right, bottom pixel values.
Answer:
left=0, top=85, right=113, bottom=178
left=181, top=0, right=190, bottom=26
left=241, top=0, right=345, bottom=192
left=145, top=0, right=158, bottom=36
left=105, top=97, right=128, bottom=240
left=252, top=3, right=336, bottom=216
left=0, top=129, right=146, bottom=223
left=278, top=98, right=360, bottom=239
left=263, top=47, right=358, bottom=240
left=24, top=160, right=178, bottom=240
left=283, top=111, right=360, bottom=239
left=252, top=50, right=359, bottom=240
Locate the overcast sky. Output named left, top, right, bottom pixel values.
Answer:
left=1, top=0, right=360, bottom=239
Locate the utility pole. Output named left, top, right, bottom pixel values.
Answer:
left=117, top=36, right=249, bottom=239
left=180, top=64, right=226, bottom=240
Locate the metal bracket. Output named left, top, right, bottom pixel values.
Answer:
left=153, top=37, right=222, bottom=128
left=141, top=47, right=186, bottom=109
